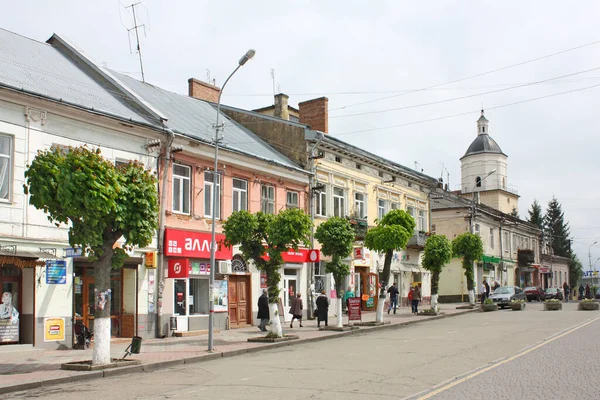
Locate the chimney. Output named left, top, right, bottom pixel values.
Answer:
left=188, top=78, right=220, bottom=103
left=274, top=93, right=290, bottom=120
left=299, top=97, right=328, bottom=134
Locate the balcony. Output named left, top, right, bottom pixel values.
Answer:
left=406, top=231, right=428, bottom=249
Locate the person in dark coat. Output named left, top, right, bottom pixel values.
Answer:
left=289, top=293, right=303, bottom=328
left=315, top=290, right=329, bottom=328
left=483, top=279, right=490, bottom=299
left=579, top=284, right=585, bottom=300
left=387, top=283, right=399, bottom=314
left=257, top=289, right=269, bottom=332
left=585, top=284, right=591, bottom=299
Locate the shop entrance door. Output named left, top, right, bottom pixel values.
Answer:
left=228, top=275, right=250, bottom=328
left=283, top=270, right=297, bottom=322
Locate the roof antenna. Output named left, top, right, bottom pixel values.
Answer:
left=270, top=69, right=276, bottom=99
left=122, top=2, right=148, bottom=82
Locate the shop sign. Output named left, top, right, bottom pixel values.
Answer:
left=353, top=247, right=364, bottom=260
left=260, top=271, right=267, bottom=288
left=44, top=318, right=65, bottom=341
left=263, top=248, right=320, bottom=263
left=64, top=247, right=83, bottom=258
left=348, top=298, right=361, bottom=321
left=145, top=251, right=157, bottom=269
left=167, top=258, right=190, bottom=278
left=46, top=260, right=67, bottom=284
left=540, top=267, right=549, bottom=273
left=214, top=280, right=228, bottom=312
left=164, top=229, right=232, bottom=259
left=0, top=291, right=19, bottom=342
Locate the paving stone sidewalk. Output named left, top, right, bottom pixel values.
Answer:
left=0, top=303, right=475, bottom=394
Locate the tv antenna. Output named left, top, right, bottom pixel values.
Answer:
left=121, top=2, right=148, bottom=82
left=270, top=69, right=276, bottom=97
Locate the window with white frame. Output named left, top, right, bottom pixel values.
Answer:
left=512, top=234, right=517, bottom=251
left=204, top=171, right=221, bottom=219
left=406, top=206, right=416, bottom=231
left=418, top=210, right=426, bottom=232
left=503, top=231, right=510, bottom=253
left=172, top=163, right=191, bottom=214
left=0, top=135, right=12, bottom=201
left=390, top=202, right=400, bottom=210
left=261, top=184, right=275, bottom=214
left=333, top=187, right=345, bottom=218
left=232, top=178, right=247, bottom=213
left=489, top=228, right=494, bottom=249
left=286, top=191, right=299, bottom=209
left=316, top=187, right=327, bottom=217
left=354, top=192, right=366, bottom=219
left=378, top=199, right=386, bottom=220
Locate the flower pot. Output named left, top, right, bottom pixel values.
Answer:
left=544, top=302, right=562, bottom=311
left=510, top=302, right=526, bottom=311
left=578, top=301, right=599, bottom=311
left=481, top=304, right=498, bottom=312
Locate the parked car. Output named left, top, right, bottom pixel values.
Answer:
left=489, top=286, right=526, bottom=308
left=545, top=287, right=564, bottom=300
left=524, top=286, right=545, bottom=302
left=595, top=287, right=600, bottom=300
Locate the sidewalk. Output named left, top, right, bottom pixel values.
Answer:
left=0, top=303, right=476, bottom=394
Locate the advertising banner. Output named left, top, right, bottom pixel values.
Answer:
left=348, top=298, right=362, bottom=321
left=213, top=280, right=228, bottom=312
left=44, top=318, right=65, bottom=341
left=46, top=260, right=67, bottom=284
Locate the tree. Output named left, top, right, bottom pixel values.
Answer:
left=421, top=234, right=452, bottom=313
left=544, top=197, right=571, bottom=257
left=510, top=207, right=519, bottom=218
left=527, top=200, right=544, bottom=229
left=452, top=232, right=483, bottom=306
left=568, top=253, right=583, bottom=289
left=364, top=209, right=414, bottom=322
left=223, top=208, right=311, bottom=337
left=314, top=218, right=355, bottom=328
left=24, top=146, right=158, bottom=365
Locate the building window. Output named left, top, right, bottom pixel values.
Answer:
left=512, top=234, right=517, bottom=251
left=172, top=163, right=191, bottom=214
left=476, top=176, right=482, bottom=187
left=378, top=199, right=386, bottom=220
left=115, top=159, right=129, bottom=169
left=354, top=192, right=366, bottom=219
left=0, top=135, right=12, bottom=201
left=232, top=178, right=248, bottom=213
left=261, top=184, right=275, bottom=214
left=503, top=231, right=509, bottom=253
left=418, top=210, right=426, bottom=232
left=474, top=224, right=480, bottom=236
left=356, top=163, right=362, bottom=170
left=333, top=187, right=345, bottom=218
left=390, top=202, right=400, bottom=210
left=489, top=228, right=494, bottom=249
left=316, top=187, right=327, bottom=217
left=204, top=171, right=221, bottom=219
left=406, top=206, right=416, bottom=230
left=189, top=278, right=209, bottom=315
left=335, top=156, right=342, bottom=163
left=286, top=191, right=299, bottom=209
left=482, top=126, right=485, bottom=133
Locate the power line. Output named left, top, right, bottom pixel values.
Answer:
left=330, top=38, right=600, bottom=112
left=332, top=82, right=600, bottom=137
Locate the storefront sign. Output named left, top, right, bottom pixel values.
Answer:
left=64, top=247, right=83, bottom=258
left=0, top=319, right=18, bottom=343
left=46, top=260, right=67, bottom=284
left=164, top=229, right=232, bottom=259
left=353, top=247, right=364, bottom=260
left=167, top=258, right=190, bottom=278
left=263, top=249, right=320, bottom=263
left=145, top=251, right=157, bottom=269
left=44, top=318, right=65, bottom=341
left=348, top=297, right=361, bottom=321
left=214, top=280, right=228, bottom=312
left=260, top=271, right=267, bottom=288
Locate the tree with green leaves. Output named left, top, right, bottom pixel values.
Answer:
left=223, top=208, right=311, bottom=337
left=544, top=197, right=571, bottom=257
left=510, top=207, right=519, bottom=218
left=24, top=146, right=158, bottom=365
left=314, top=218, right=355, bottom=328
left=568, top=253, right=583, bottom=289
left=422, top=234, right=452, bottom=313
left=452, top=232, right=483, bottom=306
left=527, top=200, right=544, bottom=229
left=364, top=209, right=414, bottom=322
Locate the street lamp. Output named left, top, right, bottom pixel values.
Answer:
left=588, top=240, right=597, bottom=275
left=469, top=169, right=496, bottom=233
left=208, top=49, right=255, bottom=352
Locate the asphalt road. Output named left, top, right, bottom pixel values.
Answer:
left=4, top=302, right=597, bottom=400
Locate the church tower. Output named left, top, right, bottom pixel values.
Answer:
left=460, top=110, right=519, bottom=214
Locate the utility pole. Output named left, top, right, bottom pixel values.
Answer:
left=307, top=133, right=324, bottom=319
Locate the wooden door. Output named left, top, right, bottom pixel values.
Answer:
left=228, top=275, right=251, bottom=328
left=228, top=276, right=239, bottom=327
left=236, top=277, right=248, bottom=325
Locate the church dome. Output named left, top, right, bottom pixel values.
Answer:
left=460, top=110, right=506, bottom=160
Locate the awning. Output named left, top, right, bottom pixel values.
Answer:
left=0, top=250, right=52, bottom=259
left=0, top=251, right=49, bottom=268
left=481, top=255, right=501, bottom=263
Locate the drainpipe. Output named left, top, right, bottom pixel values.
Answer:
left=156, top=127, right=174, bottom=338
left=307, top=131, right=324, bottom=319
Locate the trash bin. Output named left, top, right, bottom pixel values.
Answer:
left=130, top=336, right=142, bottom=354
left=169, top=316, right=177, bottom=331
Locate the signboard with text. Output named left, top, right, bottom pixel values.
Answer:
left=167, top=258, right=190, bottom=279
left=263, top=249, right=320, bottom=263
left=164, top=229, right=232, bottom=259
left=44, top=318, right=65, bottom=341
left=348, top=297, right=362, bottom=321
left=46, top=260, right=67, bottom=284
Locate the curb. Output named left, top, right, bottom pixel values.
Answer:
left=0, top=309, right=477, bottom=395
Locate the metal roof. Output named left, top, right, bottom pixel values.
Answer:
left=461, top=134, right=506, bottom=159
left=0, top=28, right=155, bottom=126
left=108, top=70, right=303, bottom=171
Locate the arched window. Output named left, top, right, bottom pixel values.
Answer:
left=476, top=176, right=482, bottom=187
left=482, top=126, right=485, bottom=133
left=231, top=254, right=248, bottom=273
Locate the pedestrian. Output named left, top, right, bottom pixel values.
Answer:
left=484, top=279, right=490, bottom=300
left=289, top=293, right=303, bottom=328
left=387, top=282, right=399, bottom=314
left=562, top=282, right=570, bottom=303
left=579, top=284, right=585, bottom=300
left=315, top=290, right=329, bottom=328
left=585, top=284, right=591, bottom=299
left=480, top=282, right=486, bottom=303
left=343, top=286, right=354, bottom=315
left=492, top=281, right=500, bottom=291
left=408, top=286, right=414, bottom=312
left=257, top=289, right=269, bottom=332
left=412, top=285, right=422, bottom=315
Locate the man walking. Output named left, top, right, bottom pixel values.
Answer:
left=387, top=282, right=399, bottom=314
left=484, top=279, right=490, bottom=300
left=257, top=289, right=269, bottom=332
left=563, top=282, right=570, bottom=303
left=289, top=293, right=303, bottom=328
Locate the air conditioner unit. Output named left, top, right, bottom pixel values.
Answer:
left=217, top=260, right=232, bottom=274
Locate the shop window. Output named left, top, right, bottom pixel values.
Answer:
left=232, top=178, right=247, bottom=213
left=286, top=191, right=299, bottom=209
left=172, top=163, right=191, bottom=214
left=189, top=278, right=209, bottom=315
left=204, top=171, right=221, bottom=219
left=261, top=184, right=275, bottom=214
left=0, top=134, right=13, bottom=201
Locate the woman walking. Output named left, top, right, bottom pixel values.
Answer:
left=315, top=290, right=329, bottom=328
left=289, top=293, right=303, bottom=328
left=412, top=285, right=422, bottom=315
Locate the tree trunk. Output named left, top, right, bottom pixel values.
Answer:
left=265, top=262, right=283, bottom=337
left=333, top=272, right=344, bottom=328
left=376, top=250, right=393, bottom=323
left=92, top=241, right=115, bottom=365
left=269, top=302, right=283, bottom=337
left=431, top=271, right=439, bottom=312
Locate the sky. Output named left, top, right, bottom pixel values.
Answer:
left=2, top=1, right=600, bottom=269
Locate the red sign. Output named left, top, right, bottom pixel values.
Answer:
left=263, top=248, right=320, bottom=263
left=164, top=229, right=232, bottom=259
left=353, top=247, right=364, bottom=260
left=348, top=297, right=362, bottom=321
left=168, top=258, right=189, bottom=278
left=260, top=271, right=267, bottom=288
left=540, top=267, right=549, bottom=273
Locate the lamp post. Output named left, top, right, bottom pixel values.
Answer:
left=208, top=49, right=255, bottom=352
left=588, top=241, right=597, bottom=278
left=469, top=169, right=496, bottom=233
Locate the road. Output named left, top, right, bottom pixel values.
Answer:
left=4, top=302, right=598, bottom=399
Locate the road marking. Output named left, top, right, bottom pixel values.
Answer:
left=415, top=315, right=600, bottom=400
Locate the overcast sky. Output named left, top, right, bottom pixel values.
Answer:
left=3, top=1, right=599, bottom=269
